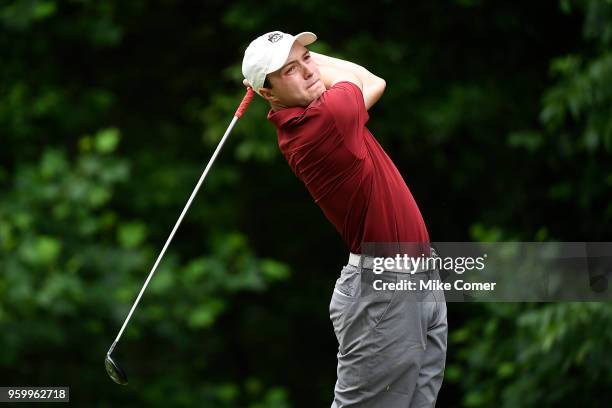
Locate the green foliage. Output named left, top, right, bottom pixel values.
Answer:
left=1, top=0, right=611, bottom=406
left=448, top=303, right=612, bottom=407
left=0, top=0, right=57, bottom=30
left=0, top=132, right=290, bottom=405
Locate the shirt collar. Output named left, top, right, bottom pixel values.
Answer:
left=267, top=106, right=306, bottom=128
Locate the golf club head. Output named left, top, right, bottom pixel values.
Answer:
left=105, top=354, right=128, bottom=385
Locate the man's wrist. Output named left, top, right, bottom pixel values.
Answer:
left=310, top=51, right=334, bottom=70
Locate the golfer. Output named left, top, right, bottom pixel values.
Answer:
left=242, top=31, right=447, bottom=407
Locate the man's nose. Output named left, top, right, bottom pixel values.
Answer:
left=301, top=62, right=313, bottom=77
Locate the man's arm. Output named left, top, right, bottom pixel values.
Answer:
left=310, top=51, right=386, bottom=110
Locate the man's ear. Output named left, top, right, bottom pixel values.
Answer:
left=259, top=87, right=276, bottom=103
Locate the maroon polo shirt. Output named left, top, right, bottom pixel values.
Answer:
left=268, top=81, right=429, bottom=254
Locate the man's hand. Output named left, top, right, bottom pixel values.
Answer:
left=316, top=64, right=362, bottom=91
left=311, top=51, right=386, bottom=110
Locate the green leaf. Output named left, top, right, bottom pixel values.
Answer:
left=117, top=222, right=147, bottom=248
left=187, top=299, right=225, bottom=328
left=40, top=149, right=68, bottom=178
left=507, top=130, right=544, bottom=152
left=497, top=362, right=515, bottom=378
left=88, top=185, right=111, bottom=207
left=149, top=269, right=174, bottom=294
left=445, top=364, right=463, bottom=382
left=37, top=236, right=62, bottom=264
left=216, top=383, right=239, bottom=402
left=259, top=259, right=290, bottom=281
left=94, top=128, right=120, bottom=153
left=32, top=1, right=56, bottom=20
left=19, top=236, right=62, bottom=266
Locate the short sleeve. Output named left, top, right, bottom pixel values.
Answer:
left=319, top=81, right=369, bottom=138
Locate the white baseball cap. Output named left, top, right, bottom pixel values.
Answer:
left=242, top=31, right=317, bottom=96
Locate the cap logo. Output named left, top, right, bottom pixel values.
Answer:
left=268, top=32, right=283, bottom=43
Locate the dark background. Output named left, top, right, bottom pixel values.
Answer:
left=1, top=0, right=611, bottom=406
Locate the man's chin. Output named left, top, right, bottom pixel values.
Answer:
left=298, top=85, right=326, bottom=106
left=311, top=84, right=326, bottom=99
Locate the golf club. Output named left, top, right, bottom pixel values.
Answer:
left=105, top=88, right=255, bottom=385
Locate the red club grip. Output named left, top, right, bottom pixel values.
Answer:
left=234, top=87, right=255, bottom=118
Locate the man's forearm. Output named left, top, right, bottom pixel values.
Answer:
left=311, top=52, right=373, bottom=84
left=311, top=51, right=386, bottom=110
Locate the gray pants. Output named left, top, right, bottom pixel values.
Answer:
left=329, top=263, right=447, bottom=407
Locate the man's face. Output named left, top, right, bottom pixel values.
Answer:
left=262, top=42, right=326, bottom=108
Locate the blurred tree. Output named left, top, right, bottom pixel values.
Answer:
left=1, top=0, right=610, bottom=407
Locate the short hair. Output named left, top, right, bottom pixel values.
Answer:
left=264, top=76, right=272, bottom=89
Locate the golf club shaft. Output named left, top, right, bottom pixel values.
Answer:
left=108, top=89, right=254, bottom=356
